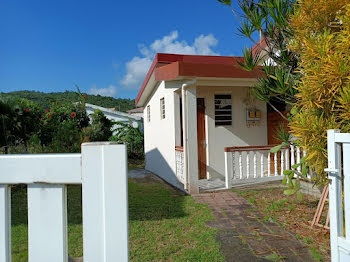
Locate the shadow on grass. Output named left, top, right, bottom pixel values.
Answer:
left=11, top=177, right=187, bottom=226
left=128, top=178, right=187, bottom=221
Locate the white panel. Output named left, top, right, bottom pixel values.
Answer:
left=0, top=185, right=11, bottom=262
left=327, top=129, right=343, bottom=262
left=0, top=154, right=81, bottom=184
left=82, top=143, right=128, bottom=262
left=27, top=184, right=68, bottom=262
left=343, top=144, right=350, bottom=242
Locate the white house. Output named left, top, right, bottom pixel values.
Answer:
left=85, top=103, right=143, bottom=131
left=127, top=107, right=144, bottom=118
left=135, top=53, right=288, bottom=194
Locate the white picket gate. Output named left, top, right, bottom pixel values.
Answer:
left=0, top=142, right=128, bottom=262
left=326, top=130, right=350, bottom=261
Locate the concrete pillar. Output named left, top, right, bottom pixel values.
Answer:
left=185, top=86, right=199, bottom=194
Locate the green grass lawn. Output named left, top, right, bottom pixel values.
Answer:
left=11, top=177, right=224, bottom=262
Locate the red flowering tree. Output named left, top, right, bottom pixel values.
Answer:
left=37, top=101, right=89, bottom=153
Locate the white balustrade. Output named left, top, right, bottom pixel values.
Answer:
left=0, top=143, right=129, bottom=262
left=224, top=145, right=287, bottom=189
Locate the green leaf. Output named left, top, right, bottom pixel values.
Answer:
left=270, top=144, right=283, bottom=153
left=302, top=165, right=308, bottom=177
left=292, top=163, right=301, bottom=169
left=284, top=189, right=297, bottom=195
left=282, top=176, right=287, bottom=185
left=217, top=0, right=231, bottom=5
left=288, top=178, right=294, bottom=189
left=283, top=169, right=293, bottom=176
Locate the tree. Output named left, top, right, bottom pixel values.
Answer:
left=83, top=110, right=113, bottom=142
left=288, top=0, right=350, bottom=184
left=217, top=0, right=298, bottom=119
left=0, top=97, right=42, bottom=153
left=110, top=122, right=144, bottom=159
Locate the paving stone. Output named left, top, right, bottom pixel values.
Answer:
left=194, top=191, right=315, bottom=262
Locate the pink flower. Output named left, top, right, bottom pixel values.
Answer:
left=71, top=112, right=76, bottom=118
left=25, top=108, right=30, bottom=112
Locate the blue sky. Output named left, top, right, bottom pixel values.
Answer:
left=0, top=0, right=254, bottom=99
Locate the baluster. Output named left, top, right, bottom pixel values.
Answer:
left=290, top=145, right=295, bottom=170
left=285, top=148, right=290, bottom=170
left=296, top=146, right=301, bottom=172
left=246, top=151, right=250, bottom=179
left=232, top=152, right=235, bottom=180
left=303, top=150, right=308, bottom=178
left=260, top=152, right=264, bottom=177
left=253, top=152, right=257, bottom=178
left=274, top=152, right=278, bottom=176
left=281, top=150, right=284, bottom=176
left=267, top=152, right=271, bottom=177
left=239, top=152, right=243, bottom=179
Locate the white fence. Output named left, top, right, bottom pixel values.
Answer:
left=175, top=146, right=185, bottom=184
left=224, top=144, right=305, bottom=188
left=326, top=130, right=350, bottom=261
left=0, top=142, right=128, bottom=262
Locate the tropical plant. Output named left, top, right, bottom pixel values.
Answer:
left=83, top=109, right=113, bottom=142
left=37, top=101, right=89, bottom=153
left=110, top=122, right=144, bottom=159
left=288, top=0, right=350, bottom=185
left=0, top=97, right=42, bottom=153
left=217, top=0, right=299, bottom=119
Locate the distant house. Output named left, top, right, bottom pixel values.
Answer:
left=85, top=103, right=143, bottom=131
left=127, top=107, right=144, bottom=118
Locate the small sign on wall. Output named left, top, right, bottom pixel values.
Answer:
left=246, top=109, right=261, bottom=127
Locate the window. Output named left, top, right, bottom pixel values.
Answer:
left=160, top=97, right=165, bottom=119
left=214, top=94, right=232, bottom=126
left=147, top=105, right=151, bottom=122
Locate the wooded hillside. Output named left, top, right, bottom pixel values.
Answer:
left=0, top=91, right=136, bottom=112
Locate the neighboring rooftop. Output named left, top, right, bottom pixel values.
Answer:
left=127, top=107, right=144, bottom=114
left=85, top=103, right=142, bottom=121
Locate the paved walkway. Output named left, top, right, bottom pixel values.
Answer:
left=193, top=191, right=314, bottom=262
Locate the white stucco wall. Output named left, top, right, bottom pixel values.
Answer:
left=143, top=80, right=268, bottom=189
left=196, top=85, right=268, bottom=179
left=143, top=81, right=184, bottom=190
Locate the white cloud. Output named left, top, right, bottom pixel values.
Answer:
left=88, top=85, right=117, bottom=97
left=120, top=31, right=219, bottom=90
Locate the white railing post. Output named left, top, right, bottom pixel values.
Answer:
left=326, top=129, right=342, bottom=262
left=267, top=153, right=271, bottom=177
left=224, top=151, right=233, bottom=189
left=281, top=151, right=284, bottom=176
left=253, top=152, right=257, bottom=178
left=296, top=146, right=301, bottom=172
left=290, top=145, right=295, bottom=169
left=82, top=142, right=128, bottom=262
left=0, top=185, right=11, bottom=262
left=285, top=148, right=290, bottom=171
left=260, top=152, right=264, bottom=177
left=239, top=152, right=243, bottom=179
left=274, top=152, right=278, bottom=176
left=27, top=184, right=68, bottom=262
left=246, top=152, right=250, bottom=179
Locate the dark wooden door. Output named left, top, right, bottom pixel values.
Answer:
left=197, top=98, right=207, bottom=179
left=267, top=109, right=289, bottom=174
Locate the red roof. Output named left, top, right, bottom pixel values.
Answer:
left=135, top=53, right=261, bottom=105
left=251, top=38, right=267, bottom=56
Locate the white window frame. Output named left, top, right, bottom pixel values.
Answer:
left=160, top=97, right=165, bottom=120
left=147, top=105, right=151, bottom=122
